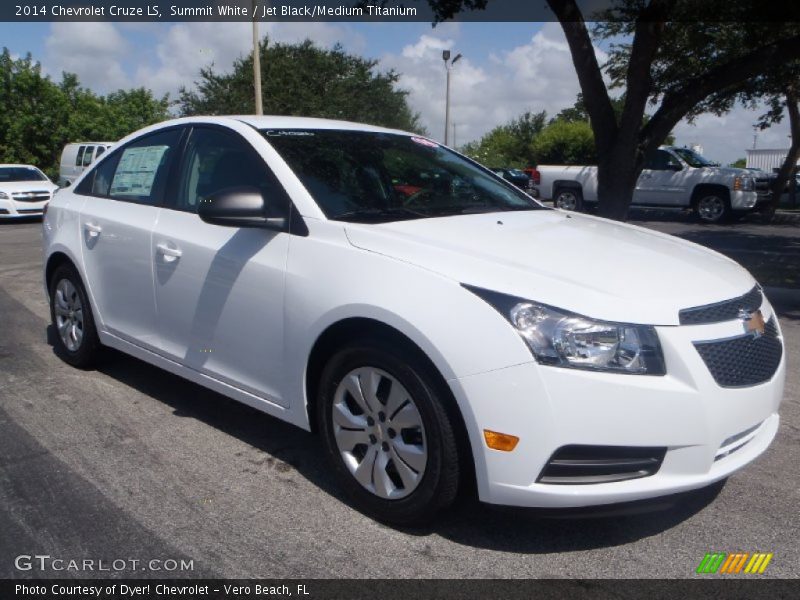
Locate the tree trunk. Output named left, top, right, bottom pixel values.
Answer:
left=764, top=90, right=800, bottom=220
left=595, top=146, right=642, bottom=220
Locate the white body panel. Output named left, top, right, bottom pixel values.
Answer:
left=538, top=147, right=759, bottom=211
left=42, top=117, right=785, bottom=509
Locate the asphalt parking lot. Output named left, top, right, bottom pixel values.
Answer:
left=1, top=216, right=799, bottom=579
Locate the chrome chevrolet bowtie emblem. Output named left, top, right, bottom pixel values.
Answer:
left=739, top=308, right=765, bottom=338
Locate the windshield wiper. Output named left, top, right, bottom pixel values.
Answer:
left=331, top=206, right=429, bottom=222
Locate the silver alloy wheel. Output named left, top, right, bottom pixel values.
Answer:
left=697, top=195, right=725, bottom=222
left=54, top=279, right=84, bottom=352
left=332, top=367, right=427, bottom=500
left=555, top=190, right=578, bottom=211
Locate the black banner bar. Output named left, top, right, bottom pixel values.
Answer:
left=3, top=0, right=800, bottom=23
left=2, top=579, right=800, bottom=600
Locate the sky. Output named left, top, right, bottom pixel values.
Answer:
left=0, top=20, right=793, bottom=165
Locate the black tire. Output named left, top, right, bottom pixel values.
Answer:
left=693, top=192, right=731, bottom=224
left=317, top=337, right=460, bottom=525
left=553, top=186, right=583, bottom=211
left=49, top=263, right=103, bottom=368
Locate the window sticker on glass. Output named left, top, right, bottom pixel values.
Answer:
left=410, top=137, right=439, bottom=148
left=110, top=145, right=169, bottom=198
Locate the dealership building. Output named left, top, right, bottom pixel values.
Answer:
left=746, top=148, right=798, bottom=172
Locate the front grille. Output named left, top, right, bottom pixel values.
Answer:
left=537, top=445, right=667, bottom=485
left=12, top=191, right=51, bottom=203
left=694, top=319, right=782, bottom=387
left=17, top=208, right=44, bottom=214
left=679, top=286, right=763, bottom=325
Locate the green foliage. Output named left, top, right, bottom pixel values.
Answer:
left=179, top=38, right=425, bottom=134
left=0, top=48, right=170, bottom=180
left=531, top=120, right=597, bottom=165
left=460, top=110, right=546, bottom=167
left=731, top=157, right=747, bottom=168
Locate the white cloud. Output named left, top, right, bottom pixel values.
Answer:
left=41, top=21, right=365, bottom=99
left=43, top=22, right=130, bottom=91
left=382, top=23, right=600, bottom=145
left=133, top=22, right=366, bottom=98
left=672, top=105, right=791, bottom=166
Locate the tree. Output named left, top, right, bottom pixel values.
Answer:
left=531, top=120, right=597, bottom=165
left=426, top=0, right=800, bottom=220
left=731, top=157, right=747, bottom=168
left=460, top=110, right=546, bottom=166
left=179, top=38, right=425, bottom=134
left=0, top=48, right=169, bottom=180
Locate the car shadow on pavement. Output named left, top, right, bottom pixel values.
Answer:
left=45, top=325, right=726, bottom=554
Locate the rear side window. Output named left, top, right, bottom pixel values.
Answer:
left=75, top=146, right=86, bottom=167
left=82, top=146, right=95, bottom=167
left=95, top=146, right=106, bottom=159
left=107, top=129, right=181, bottom=205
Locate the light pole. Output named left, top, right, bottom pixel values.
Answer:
left=442, top=50, right=461, bottom=146
left=252, top=0, right=263, bottom=115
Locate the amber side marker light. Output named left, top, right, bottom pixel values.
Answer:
left=483, top=430, right=520, bottom=452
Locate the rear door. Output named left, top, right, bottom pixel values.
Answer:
left=78, top=127, right=184, bottom=348
left=151, top=125, right=293, bottom=405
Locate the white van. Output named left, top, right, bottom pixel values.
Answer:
left=59, top=142, right=114, bottom=187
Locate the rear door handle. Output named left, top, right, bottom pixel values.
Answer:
left=84, top=222, right=102, bottom=236
left=156, top=242, right=183, bottom=261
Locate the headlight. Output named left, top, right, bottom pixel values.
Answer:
left=733, top=176, right=755, bottom=192
left=465, top=286, right=666, bottom=375
left=0, top=191, right=8, bottom=199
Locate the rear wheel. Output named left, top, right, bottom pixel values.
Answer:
left=694, top=193, right=730, bottom=223
left=49, top=263, right=103, bottom=368
left=317, top=338, right=460, bottom=524
left=554, top=187, right=583, bottom=211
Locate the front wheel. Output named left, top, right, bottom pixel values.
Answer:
left=695, top=194, right=730, bottom=223
left=317, top=338, right=460, bottom=524
left=554, top=187, right=583, bottom=211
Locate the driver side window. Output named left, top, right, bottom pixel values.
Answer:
left=644, top=150, right=681, bottom=171
left=173, top=127, right=290, bottom=218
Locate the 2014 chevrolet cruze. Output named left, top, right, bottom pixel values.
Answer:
left=43, top=117, right=785, bottom=524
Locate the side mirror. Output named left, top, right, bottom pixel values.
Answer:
left=198, top=186, right=287, bottom=230
left=667, top=163, right=683, bottom=171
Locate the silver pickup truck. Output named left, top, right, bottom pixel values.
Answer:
left=536, top=146, right=761, bottom=223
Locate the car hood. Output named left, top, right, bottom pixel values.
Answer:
left=344, top=210, right=756, bottom=325
left=0, top=181, right=57, bottom=194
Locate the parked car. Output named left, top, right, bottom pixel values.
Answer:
left=43, top=117, right=785, bottom=524
left=0, top=164, right=58, bottom=219
left=59, top=142, right=114, bottom=187
left=537, top=146, right=763, bottom=223
left=490, top=167, right=534, bottom=193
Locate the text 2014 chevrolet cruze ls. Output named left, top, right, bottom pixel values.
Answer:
left=43, top=117, right=785, bottom=524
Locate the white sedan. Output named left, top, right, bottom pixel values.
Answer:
left=42, top=116, right=785, bottom=524
left=0, top=164, right=58, bottom=219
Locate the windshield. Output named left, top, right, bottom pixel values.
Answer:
left=671, top=148, right=717, bottom=168
left=262, top=130, right=542, bottom=222
left=0, top=166, right=47, bottom=182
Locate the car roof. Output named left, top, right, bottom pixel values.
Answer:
left=65, top=142, right=115, bottom=146
left=0, top=164, right=42, bottom=169
left=136, top=115, right=415, bottom=137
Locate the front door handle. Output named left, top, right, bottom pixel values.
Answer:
left=156, top=242, right=183, bottom=262
left=84, top=222, right=102, bottom=237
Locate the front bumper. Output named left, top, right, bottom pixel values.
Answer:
left=451, top=302, right=785, bottom=508
left=730, top=190, right=759, bottom=211
left=0, top=198, right=49, bottom=218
